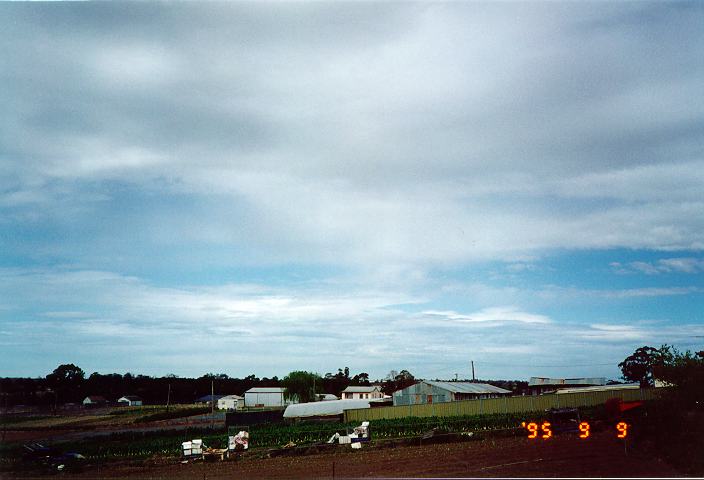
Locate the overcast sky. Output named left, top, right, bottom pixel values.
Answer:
left=1, top=2, right=703, bottom=381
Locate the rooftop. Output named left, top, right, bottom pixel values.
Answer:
left=342, top=386, right=380, bottom=393
left=423, top=381, right=512, bottom=395
left=555, top=383, right=639, bottom=394
left=246, top=387, right=286, bottom=393
left=528, top=377, right=607, bottom=387
left=196, top=394, right=225, bottom=402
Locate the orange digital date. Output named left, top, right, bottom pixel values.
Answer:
left=521, top=421, right=628, bottom=439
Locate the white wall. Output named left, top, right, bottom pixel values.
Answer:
left=244, top=391, right=286, bottom=407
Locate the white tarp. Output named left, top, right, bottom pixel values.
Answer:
left=283, top=399, right=371, bottom=418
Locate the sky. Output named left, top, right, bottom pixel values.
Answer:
left=1, top=2, right=703, bottom=382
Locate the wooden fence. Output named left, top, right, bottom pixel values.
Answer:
left=344, top=387, right=656, bottom=423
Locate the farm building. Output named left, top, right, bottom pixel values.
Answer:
left=217, top=394, right=244, bottom=410
left=244, top=387, right=290, bottom=408
left=393, top=381, right=511, bottom=406
left=283, top=399, right=372, bottom=421
left=117, top=395, right=143, bottom=406
left=195, top=394, right=225, bottom=405
left=528, top=377, right=606, bottom=395
left=555, top=383, right=639, bottom=395
left=341, top=385, right=384, bottom=400
left=82, top=395, right=108, bottom=406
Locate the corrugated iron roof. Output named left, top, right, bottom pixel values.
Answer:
left=555, top=383, right=639, bottom=394
left=424, top=381, right=512, bottom=394
left=528, top=377, right=606, bottom=387
left=245, top=387, right=286, bottom=393
left=342, top=386, right=381, bottom=393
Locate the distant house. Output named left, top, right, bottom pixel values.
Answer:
left=195, top=394, right=225, bottom=405
left=393, top=381, right=511, bottom=406
left=244, top=387, right=290, bottom=408
left=528, top=377, right=606, bottom=395
left=82, top=396, right=108, bottom=406
left=217, top=394, right=244, bottom=411
left=341, top=385, right=384, bottom=400
left=117, top=395, right=143, bottom=406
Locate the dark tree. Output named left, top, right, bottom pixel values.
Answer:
left=619, top=345, right=673, bottom=387
left=46, top=364, right=85, bottom=403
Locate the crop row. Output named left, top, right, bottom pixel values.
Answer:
left=20, top=406, right=606, bottom=460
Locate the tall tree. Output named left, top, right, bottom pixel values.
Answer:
left=46, top=364, right=85, bottom=403
left=619, top=345, right=673, bottom=387
left=281, top=371, right=322, bottom=403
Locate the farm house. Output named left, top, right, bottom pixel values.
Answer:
left=244, top=387, right=290, bottom=408
left=217, top=394, right=244, bottom=410
left=393, top=381, right=511, bottom=406
left=341, top=385, right=384, bottom=400
left=82, top=396, right=108, bottom=406
left=117, top=395, right=142, bottom=406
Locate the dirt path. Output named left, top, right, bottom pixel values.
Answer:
left=35, top=430, right=680, bottom=479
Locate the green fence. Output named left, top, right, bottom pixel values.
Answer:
left=344, top=387, right=656, bottom=423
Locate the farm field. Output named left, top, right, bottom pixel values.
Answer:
left=14, top=430, right=681, bottom=479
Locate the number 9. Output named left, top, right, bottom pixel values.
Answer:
left=579, top=422, right=590, bottom=438
left=525, top=422, right=538, bottom=439
left=616, top=422, right=628, bottom=438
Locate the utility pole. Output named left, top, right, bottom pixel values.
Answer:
left=166, top=383, right=171, bottom=412
left=211, top=379, right=215, bottom=430
left=471, top=361, right=476, bottom=382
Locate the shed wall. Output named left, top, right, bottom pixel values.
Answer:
left=245, top=392, right=285, bottom=407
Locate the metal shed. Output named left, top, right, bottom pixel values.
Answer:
left=244, top=387, right=289, bottom=408
left=393, top=381, right=511, bottom=406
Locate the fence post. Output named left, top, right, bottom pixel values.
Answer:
left=479, top=398, right=483, bottom=415
left=504, top=396, right=508, bottom=414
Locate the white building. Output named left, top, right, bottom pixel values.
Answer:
left=82, top=395, right=108, bottom=406
left=244, top=387, right=290, bottom=408
left=117, top=395, right=143, bottom=406
left=341, top=385, right=384, bottom=400
left=217, top=394, right=244, bottom=410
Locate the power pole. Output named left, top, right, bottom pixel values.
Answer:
left=471, top=361, right=476, bottom=382
left=166, top=383, right=171, bottom=412
left=211, top=379, right=215, bottom=430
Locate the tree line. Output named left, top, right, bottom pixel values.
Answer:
left=0, top=366, right=421, bottom=407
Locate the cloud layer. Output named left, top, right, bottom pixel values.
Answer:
left=1, top=3, right=703, bottom=378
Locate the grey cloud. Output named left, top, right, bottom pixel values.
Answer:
left=1, top=2, right=703, bottom=269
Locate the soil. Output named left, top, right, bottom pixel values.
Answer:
left=10, top=430, right=682, bottom=479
